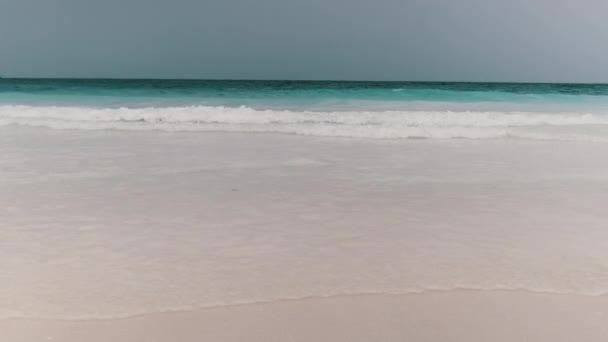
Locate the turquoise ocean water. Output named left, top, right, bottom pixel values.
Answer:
left=2, top=79, right=608, bottom=140
left=2, top=79, right=608, bottom=109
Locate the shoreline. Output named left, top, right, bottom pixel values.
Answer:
left=3, top=287, right=607, bottom=322
left=4, top=290, right=608, bottom=342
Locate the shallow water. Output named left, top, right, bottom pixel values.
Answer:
left=2, top=127, right=608, bottom=319
left=2, top=80, right=608, bottom=319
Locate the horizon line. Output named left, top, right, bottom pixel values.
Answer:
left=1, top=77, right=608, bottom=85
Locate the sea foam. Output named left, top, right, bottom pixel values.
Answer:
left=2, top=105, right=608, bottom=141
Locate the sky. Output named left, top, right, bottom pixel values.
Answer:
left=1, top=0, right=607, bottom=82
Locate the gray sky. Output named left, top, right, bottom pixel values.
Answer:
left=1, top=0, right=607, bottom=82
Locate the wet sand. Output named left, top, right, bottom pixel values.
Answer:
left=4, top=291, right=608, bottom=342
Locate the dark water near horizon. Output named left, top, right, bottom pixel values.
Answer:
left=2, top=78, right=608, bottom=110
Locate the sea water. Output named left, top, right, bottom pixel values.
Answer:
left=2, top=79, right=608, bottom=140
left=2, top=79, right=608, bottom=319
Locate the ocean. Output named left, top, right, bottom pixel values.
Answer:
left=2, top=79, right=608, bottom=140
left=2, top=79, right=608, bottom=319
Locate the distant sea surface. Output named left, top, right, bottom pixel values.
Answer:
left=2, top=79, right=608, bottom=140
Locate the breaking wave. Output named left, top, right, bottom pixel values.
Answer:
left=2, top=105, right=608, bottom=141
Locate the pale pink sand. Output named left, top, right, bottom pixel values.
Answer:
left=3, top=291, right=608, bottom=342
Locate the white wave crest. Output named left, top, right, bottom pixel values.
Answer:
left=2, top=105, right=608, bottom=141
